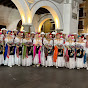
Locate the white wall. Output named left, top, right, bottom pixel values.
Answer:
left=63, top=0, right=79, bottom=34
left=0, top=5, right=21, bottom=30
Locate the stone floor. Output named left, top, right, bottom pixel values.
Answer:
left=0, top=66, right=88, bottom=88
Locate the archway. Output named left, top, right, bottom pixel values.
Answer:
left=11, top=0, right=32, bottom=25
left=30, top=0, right=63, bottom=31
left=38, top=14, right=53, bottom=32
left=39, top=19, right=55, bottom=33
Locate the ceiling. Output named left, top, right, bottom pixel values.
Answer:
left=0, top=0, right=85, bottom=15
left=35, top=7, right=50, bottom=15
left=0, top=0, right=17, bottom=9
left=0, top=0, right=50, bottom=15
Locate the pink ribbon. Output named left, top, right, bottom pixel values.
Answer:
left=33, top=45, right=41, bottom=64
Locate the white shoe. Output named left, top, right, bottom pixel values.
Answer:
left=87, top=68, right=88, bottom=70
left=10, top=66, right=12, bottom=67
left=77, top=68, right=80, bottom=70
left=56, top=66, right=58, bottom=68
left=18, top=65, right=20, bottom=66
left=37, top=64, right=40, bottom=67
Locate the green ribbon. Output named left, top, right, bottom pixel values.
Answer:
left=23, top=44, right=27, bottom=59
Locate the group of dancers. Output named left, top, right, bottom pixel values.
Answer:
left=0, top=28, right=88, bottom=70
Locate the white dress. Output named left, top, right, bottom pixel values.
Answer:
left=0, top=35, right=4, bottom=65
left=22, top=39, right=32, bottom=66
left=44, top=39, right=53, bottom=67
left=14, top=37, right=23, bottom=66
left=54, top=39, right=65, bottom=67
left=41, top=38, right=46, bottom=66
left=33, top=38, right=42, bottom=65
left=65, top=42, right=76, bottom=69
left=76, top=42, right=85, bottom=69
left=4, top=38, right=14, bottom=67
left=84, top=40, right=87, bottom=68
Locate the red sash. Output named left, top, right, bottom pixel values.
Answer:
left=86, top=41, right=88, bottom=48
left=16, top=47, right=19, bottom=58
left=7, top=46, right=10, bottom=58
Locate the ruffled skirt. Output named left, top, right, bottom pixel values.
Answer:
left=56, top=57, right=65, bottom=67
left=68, top=58, right=75, bottom=69
left=76, top=58, right=84, bottom=68
left=22, top=55, right=32, bottom=66
left=46, top=56, right=53, bottom=67
left=33, top=54, right=39, bottom=65
left=15, top=55, right=22, bottom=66
left=0, top=54, right=4, bottom=65
left=41, top=51, right=45, bottom=66
left=4, top=55, right=14, bottom=67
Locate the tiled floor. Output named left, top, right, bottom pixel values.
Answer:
left=0, top=66, right=88, bottom=88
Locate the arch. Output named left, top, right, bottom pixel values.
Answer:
left=11, top=0, right=32, bottom=25
left=38, top=14, right=53, bottom=32
left=30, top=0, right=63, bottom=31
left=7, top=19, right=21, bottom=31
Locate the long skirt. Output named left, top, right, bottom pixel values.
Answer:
left=22, top=55, right=32, bottom=66
left=46, top=56, right=53, bottom=67
left=0, top=54, right=4, bottom=65
left=15, top=55, right=22, bottom=66
left=56, top=57, right=65, bottom=67
left=4, top=55, right=14, bottom=67
left=76, top=58, right=84, bottom=68
left=41, top=50, right=45, bottom=66
left=33, top=54, right=39, bottom=65
left=68, top=58, right=75, bottom=69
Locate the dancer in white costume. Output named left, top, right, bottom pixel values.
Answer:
left=76, top=36, right=85, bottom=69
left=12, top=29, right=18, bottom=39
left=44, top=34, right=53, bottom=67
left=14, top=32, right=23, bottom=66
left=33, top=33, right=42, bottom=67
left=65, top=35, right=76, bottom=69
left=22, top=33, right=33, bottom=66
left=41, top=32, right=46, bottom=66
left=53, top=33, right=65, bottom=68
left=0, top=32, right=4, bottom=65
left=85, top=33, right=88, bottom=70
left=4, top=31, right=14, bottom=67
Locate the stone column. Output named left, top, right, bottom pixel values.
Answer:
left=63, top=0, right=79, bottom=34
left=22, top=24, right=32, bottom=32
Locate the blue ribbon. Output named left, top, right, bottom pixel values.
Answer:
left=14, top=46, right=16, bottom=55
left=84, top=53, right=86, bottom=64
left=4, top=44, right=8, bottom=60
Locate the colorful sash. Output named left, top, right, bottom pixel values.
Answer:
left=4, top=44, right=8, bottom=60
left=23, top=46, right=27, bottom=59
left=53, top=46, right=58, bottom=62
left=86, top=41, right=88, bottom=48
left=33, top=45, right=41, bottom=64
left=65, top=49, right=69, bottom=62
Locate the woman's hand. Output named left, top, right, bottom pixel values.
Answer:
left=8, top=44, right=11, bottom=47
left=83, top=51, right=85, bottom=56
left=16, top=45, right=19, bottom=48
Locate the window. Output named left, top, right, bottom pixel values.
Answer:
left=79, top=8, right=84, bottom=17
left=78, top=21, right=84, bottom=29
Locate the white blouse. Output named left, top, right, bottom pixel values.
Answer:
left=54, top=39, right=63, bottom=46
left=44, top=39, right=53, bottom=45
left=23, top=38, right=32, bottom=43
left=65, top=42, right=75, bottom=46
left=14, top=37, right=23, bottom=44
left=33, top=38, right=42, bottom=45
left=76, top=42, right=86, bottom=51
left=5, top=37, right=13, bottom=46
